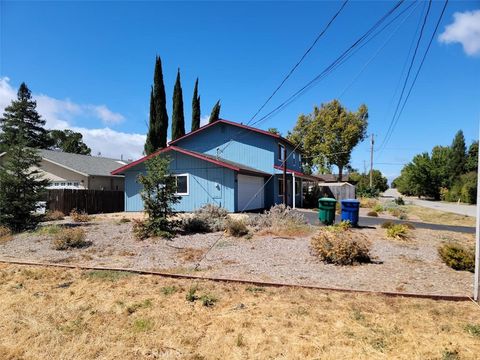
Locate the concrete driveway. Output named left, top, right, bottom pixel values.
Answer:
left=382, top=188, right=477, bottom=218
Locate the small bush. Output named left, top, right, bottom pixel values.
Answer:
left=403, top=222, right=415, bottom=230
left=186, top=286, right=199, bottom=302
left=53, top=228, right=90, bottom=250
left=161, top=286, right=177, bottom=295
left=373, top=204, right=384, bottom=213
left=381, top=221, right=394, bottom=229
left=0, top=225, right=12, bottom=243
left=225, top=218, right=249, bottom=237
left=70, top=209, right=90, bottom=223
left=181, top=216, right=211, bottom=234
left=181, top=204, right=229, bottom=234
left=132, top=218, right=174, bottom=240
left=394, top=197, right=405, bottom=205
left=249, top=204, right=310, bottom=236
left=311, top=228, right=371, bottom=265
left=118, top=217, right=131, bottom=224
left=367, top=211, right=378, bottom=217
left=386, top=224, right=409, bottom=240
left=398, top=213, right=408, bottom=220
left=359, top=198, right=378, bottom=208
left=43, top=210, right=65, bottom=222
left=438, top=243, right=474, bottom=272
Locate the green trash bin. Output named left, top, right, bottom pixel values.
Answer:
left=318, top=197, right=337, bottom=225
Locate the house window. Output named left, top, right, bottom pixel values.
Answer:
left=278, top=143, right=285, bottom=161
left=293, top=152, right=296, bottom=165
left=174, top=174, right=189, bottom=195
left=299, top=154, right=302, bottom=164
left=278, top=178, right=284, bottom=197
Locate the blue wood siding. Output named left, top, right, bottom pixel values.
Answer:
left=124, top=151, right=236, bottom=212
left=174, top=122, right=303, bottom=174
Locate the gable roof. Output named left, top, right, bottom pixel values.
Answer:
left=38, top=149, right=127, bottom=177
left=169, top=119, right=296, bottom=148
left=111, top=145, right=270, bottom=176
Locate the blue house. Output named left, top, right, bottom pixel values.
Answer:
left=112, top=119, right=316, bottom=212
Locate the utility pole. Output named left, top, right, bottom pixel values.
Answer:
left=370, top=133, right=374, bottom=188
left=474, top=120, right=480, bottom=301
left=283, top=144, right=287, bottom=205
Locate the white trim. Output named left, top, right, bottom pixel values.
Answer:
left=174, top=173, right=189, bottom=196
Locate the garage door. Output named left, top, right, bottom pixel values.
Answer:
left=238, top=174, right=264, bottom=211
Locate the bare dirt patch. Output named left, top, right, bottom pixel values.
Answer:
left=0, top=218, right=474, bottom=296
left=0, top=264, right=479, bottom=359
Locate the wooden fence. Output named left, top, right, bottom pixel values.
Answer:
left=46, top=189, right=124, bottom=215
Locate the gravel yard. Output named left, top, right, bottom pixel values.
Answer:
left=0, top=215, right=474, bottom=296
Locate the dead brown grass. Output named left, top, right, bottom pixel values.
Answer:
left=177, top=247, right=206, bottom=262
left=0, top=264, right=479, bottom=359
left=0, top=226, right=12, bottom=244
left=405, top=205, right=475, bottom=227
left=257, top=224, right=313, bottom=238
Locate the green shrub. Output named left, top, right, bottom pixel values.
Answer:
left=36, top=224, right=62, bottom=235
left=398, top=213, right=408, bottom=220
left=385, top=224, right=409, bottom=240
left=132, top=218, right=174, bottom=240
left=373, top=204, right=384, bottom=213
left=181, top=204, right=229, bottom=234
left=311, top=228, right=371, bottom=265
left=367, top=211, right=378, bottom=217
left=186, top=286, right=199, bottom=302
left=438, top=243, right=474, bottom=272
left=465, top=324, right=480, bottom=337
left=225, top=218, right=249, bottom=237
left=181, top=216, right=211, bottom=234
left=394, top=197, right=405, bottom=205
left=200, top=294, right=217, bottom=307
left=53, top=228, right=90, bottom=250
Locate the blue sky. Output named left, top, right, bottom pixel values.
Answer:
left=1, top=0, right=479, bottom=179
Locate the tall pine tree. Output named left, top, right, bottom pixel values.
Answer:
left=144, top=56, right=168, bottom=155
left=0, top=133, right=49, bottom=232
left=209, top=100, right=221, bottom=123
left=171, top=69, right=185, bottom=141
left=191, top=78, right=201, bottom=131
left=0, top=82, right=50, bottom=152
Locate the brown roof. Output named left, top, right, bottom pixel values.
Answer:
left=313, top=174, right=350, bottom=182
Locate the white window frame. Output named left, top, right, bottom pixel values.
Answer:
left=278, top=143, right=285, bottom=161
left=174, top=173, right=189, bottom=196
left=293, top=152, right=296, bottom=165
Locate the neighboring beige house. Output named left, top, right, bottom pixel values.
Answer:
left=0, top=149, right=126, bottom=191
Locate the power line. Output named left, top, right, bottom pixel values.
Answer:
left=249, top=0, right=407, bottom=128
left=379, top=0, right=449, bottom=151
left=248, top=0, right=350, bottom=124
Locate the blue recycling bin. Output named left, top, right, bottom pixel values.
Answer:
left=340, top=199, right=360, bottom=226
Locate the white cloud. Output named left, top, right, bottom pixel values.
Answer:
left=439, top=9, right=480, bottom=56
left=200, top=115, right=210, bottom=127
left=87, top=105, right=125, bottom=125
left=0, top=77, right=145, bottom=160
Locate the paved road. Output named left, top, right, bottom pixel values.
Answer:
left=296, top=209, right=475, bottom=234
left=383, top=188, right=477, bottom=218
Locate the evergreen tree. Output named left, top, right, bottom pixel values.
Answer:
left=209, top=100, right=221, bottom=123
left=465, top=141, right=479, bottom=173
left=191, top=78, right=201, bottom=131
left=48, top=129, right=91, bottom=155
left=0, top=135, right=49, bottom=232
left=144, top=86, right=157, bottom=155
left=0, top=82, right=49, bottom=152
left=145, top=56, right=168, bottom=154
left=448, top=130, right=466, bottom=185
left=171, top=69, right=185, bottom=140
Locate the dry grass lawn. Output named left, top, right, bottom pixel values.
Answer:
left=405, top=205, right=475, bottom=227
left=0, top=264, right=479, bottom=359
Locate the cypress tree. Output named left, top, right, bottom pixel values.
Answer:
left=144, top=86, right=157, bottom=155
left=144, top=56, right=168, bottom=154
left=0, top=82, right=50, bottom=152
left=448, top=130, right=467, bottom=185
left=209, top=100, right=221, bottom=124
left=171, top=69, right=185, bottom=141
left=191, top=78, right=201, bottom=131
